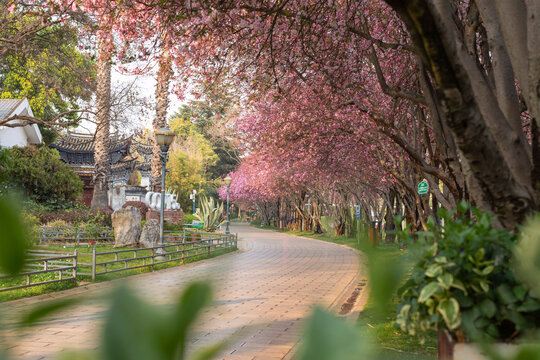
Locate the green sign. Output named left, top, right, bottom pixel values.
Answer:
left=418, top=180, right=429, bottom=195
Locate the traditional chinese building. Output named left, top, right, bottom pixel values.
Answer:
left=51, top=132, right=153, bottom=207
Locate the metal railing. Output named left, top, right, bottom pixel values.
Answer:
left=39, top=227, right=114, bottom=244
left=79, top=233, right=237, bottom=280
left=0, top=250, right=77, bottom=292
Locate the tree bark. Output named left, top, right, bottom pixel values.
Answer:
left=384, top=0, right=535, bottom=228
left=91, top=32, right=112, bottom=210
left=151, top=43, right=172, bottom=192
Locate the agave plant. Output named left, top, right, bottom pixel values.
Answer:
left=195, top=195, right=226, bottom=232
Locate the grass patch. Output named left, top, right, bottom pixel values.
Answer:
left=0, top=242, right=237, bottom=302
left=254, top=224, right=437, bottom=359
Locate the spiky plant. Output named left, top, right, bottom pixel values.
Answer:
left=194, top=195, right=226, bottom=232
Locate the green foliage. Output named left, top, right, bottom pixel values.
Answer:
left=166, top=100, right=239, bottom=211
left=194, top=195, right=225, bottom=232
left=0, top=15, right=94, bottom=140
left=395, top=204, right=540, bottom=342
left=164, top=222, right=183, bottom=231
left=20, top=211, right=40, bottom=245
left=0, top=197, right=28, bottom=275
left=1, top=146, right=83, bottom=209
left=183, top=213, right=198, bottom=223
left=299, top=308, right=373, bottom=360
left=82, top=222, right=105, bottom=241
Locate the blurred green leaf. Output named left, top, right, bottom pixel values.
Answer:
left=367, top=248, right=406, bottom=317
left=437, top=298, right=460, bottom=330
left=479, top=299, right=496, bottom=318
left=102, top=285, right=169, bottom=360
left=298, top=308, right=373, bottom=360
left=186, top=341, right=229, bottom=360
left=167, top=281, right=213, bottom=359
left=20, top=297, right=83, bottom=326
left=418, top=282, right=441, bottom=303
left=437, top=273, right=453, bottom=290
left=0, top=197, right=28, bottom=274
left=496, top=284, right=517, bottom=305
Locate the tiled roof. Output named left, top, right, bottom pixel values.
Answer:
left=0, top=99, right=24, bottom=120
left=129, top=139, right=153, bottom=154
left=52, top=132, right=131, bottom=153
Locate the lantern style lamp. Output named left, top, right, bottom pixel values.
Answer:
left=224, top=176, right=232, bottom=234
left=155, top=126, right=175, bottom=257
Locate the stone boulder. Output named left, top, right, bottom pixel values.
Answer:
left=139, top=219, right=160, bottom=248
left=112, top=206, right=142, bottom=247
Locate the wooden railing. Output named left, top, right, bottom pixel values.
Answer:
left=0, top=250, right=77, bottom=292
left=78, top=233, right=237, bottom=280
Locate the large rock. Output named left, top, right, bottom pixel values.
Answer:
left=112, top=206, right=141, bottom=247
left=139, top=219, right=160, bottom=248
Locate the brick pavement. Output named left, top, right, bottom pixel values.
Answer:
left=1, top=223, right=363, bottom=360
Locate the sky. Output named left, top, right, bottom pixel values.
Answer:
left=75, top=66, right=186, bottom=135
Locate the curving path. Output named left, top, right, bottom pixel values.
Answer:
left=3, top=223, right=363, bottom=360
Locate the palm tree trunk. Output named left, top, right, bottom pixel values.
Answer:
left=91, top=33, right=112, bottom=209
left=151, top=45, right=172, bottom=192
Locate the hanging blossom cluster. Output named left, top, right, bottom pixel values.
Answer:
left=32, top=0, right=420, bottom=205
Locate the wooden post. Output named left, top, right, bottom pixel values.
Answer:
left=91, top=247, right=96, bottom=281
left=73, top=250, right=78, bottom=284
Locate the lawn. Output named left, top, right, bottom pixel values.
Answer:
left=254, top=224, right=437, bottom=359
left=0, top=241, right=237, bottom=302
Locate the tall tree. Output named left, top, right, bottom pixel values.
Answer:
left=90, top=30, right=112, bottom=209
left=151, top=36, right=173, bottom=192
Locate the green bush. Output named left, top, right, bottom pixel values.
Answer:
left=164, top=222, right=183, bottom=231
left=35, top=208, right=112, bottom=227
left=20, top=211, right=40, bottom=245
left=395, top=203, right=540, bottom=343
left=182, top=213, right=198, bottom=223
left=1, top=146, right=83, bottom=210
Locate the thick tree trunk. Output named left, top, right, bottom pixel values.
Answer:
left=385, top=0, right=535, bottom=228
left=91, top=33, right=112, bottom=210
left=151, top=45, right=172, bottom=192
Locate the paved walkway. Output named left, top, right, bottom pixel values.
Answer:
left=2, top=223, right=363, bottom=360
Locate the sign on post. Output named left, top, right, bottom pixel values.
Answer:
left=355, top=205, right=361, bottom=220
left=417, top=180, right=429, bottom=195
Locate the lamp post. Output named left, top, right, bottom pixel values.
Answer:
left=192, top=189, right=197, bottom=214
left=224, top=176, right=232, bottom=234
left=155, top=126, right=175, bottom=257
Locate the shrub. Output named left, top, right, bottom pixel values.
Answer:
left=395, top=203, right=540, bottom=343
left=21, top=211, right=40, bottom=245
left=1, top=146, right=83, bottom=210
left=183, top=213, right=198, bottom=223
left=164, top=222, right=183, bottom=231
left=35, top=208, right=112, bottom=227
left=122, top=201, right=148, bottom=220
left=45, top=219, right=71, bottom=228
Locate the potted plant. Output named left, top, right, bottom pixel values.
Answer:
left=395, top=203, right=540, bottom=359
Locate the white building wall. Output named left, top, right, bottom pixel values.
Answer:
left=0, top=126, right=30, bottom=148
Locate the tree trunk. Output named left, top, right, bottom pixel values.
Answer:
left=151, top=44, right=172, bottom=192
left=91, top=33, right=112, bottom=210
left=384, top=0, right=535, bottom=229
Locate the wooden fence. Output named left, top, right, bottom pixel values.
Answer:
left=78, top=233, right=237, bottom=280
left=0, top=232, right=237, bottom=293
left=0, top=250, right=77, bottom=292
left=39, top=227, right=114, bottom=244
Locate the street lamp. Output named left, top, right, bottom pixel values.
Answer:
left=191, top=189, right=197, bottom=214
left=155, top=126, right=175, bottom=257
left=224, top=176, right=232, bottom=234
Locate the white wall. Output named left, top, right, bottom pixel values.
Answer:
left=0, top=126, right=31, bottom=148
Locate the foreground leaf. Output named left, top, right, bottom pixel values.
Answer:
left=299, top=308, right=373, bottom=360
